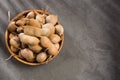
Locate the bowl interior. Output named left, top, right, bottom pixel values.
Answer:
left=5, top=10, right=64, bottom=66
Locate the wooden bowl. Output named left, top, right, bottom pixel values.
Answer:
left=5, top=10, right=64, bottom=66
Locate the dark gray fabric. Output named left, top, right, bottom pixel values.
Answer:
left=0, top=0, right=120, bottom=80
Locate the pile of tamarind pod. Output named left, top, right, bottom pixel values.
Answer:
left=5, top=10, right=64, bottom=65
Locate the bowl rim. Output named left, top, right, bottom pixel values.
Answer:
left=5, top=9, right=64, bottom=66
